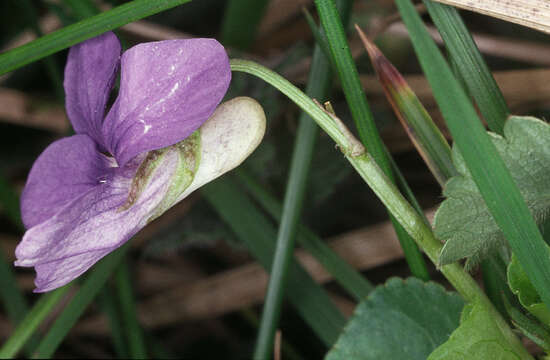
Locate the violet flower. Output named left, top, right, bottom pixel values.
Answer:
left=15, top=32, right=266, bottom=292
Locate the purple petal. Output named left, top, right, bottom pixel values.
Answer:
left=64, top=31, right=121, bottom=147
left=16, top=150, right=179, bottom=292
left=21, top=135, right=112, bottom=229
left=102, top=38, right=230, bottom=166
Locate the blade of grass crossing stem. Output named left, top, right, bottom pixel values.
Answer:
left=423, top=0, right=508, bottom=135
left=0, top=0, right=191, bottom=76
left=356, top=27, right=457, bottom=186
left=254, top=1, right=352, bottom=358
left=98, top=286, right=129, bottom=358
left=314, top=0, right=429, bottom=281
left=33, top=244, right=129, bottom=358
left=202, top=178, right=346, bottom=348
left=236, top=169, right=373, bottom=300
left=395, top=0, right=550, bottom=310
left=115, top=259, right=147, bottom=359
left=0, top=285, right=71, bottom=358
left=305, top=16, right=452, bottom=215
left=221, top=0, right=270, bottom=49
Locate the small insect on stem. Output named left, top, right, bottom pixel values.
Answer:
left=313, top=99, right=365, bottom=157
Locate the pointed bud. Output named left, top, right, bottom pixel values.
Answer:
left=356, top=24, right=457, bottom=186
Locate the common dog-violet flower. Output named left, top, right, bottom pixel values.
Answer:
left=15, top=32, right=266, bottom=292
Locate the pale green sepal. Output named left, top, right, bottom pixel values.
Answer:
left=147, top=131, right=201, bottom=222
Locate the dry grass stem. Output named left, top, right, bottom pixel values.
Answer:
left=432, top=0, right=550, bottom=34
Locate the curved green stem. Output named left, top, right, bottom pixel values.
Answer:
left=230, top=58, right=532, bottom=358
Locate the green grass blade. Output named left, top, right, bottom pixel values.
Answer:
left=0, top=285, right=71, bottom=358
left=314, top=0, right=429, bottom=281
left=423, top=0, right=508, bottom=134
left=395, top=0, right=550, bottom=310
left=98, top=287, right=129, bottom=358
left=220, top=0, right=270, bottom=49
left=33, top=245, right=129, bottom=358
left=236, top=169, right=373, bottom=300
left=202, top=179, right=346, bottom=348
left=253, top=1, right=353, bottom=358
left=115, top=259, right=147, bottom=359
left=0, top=0, right=191, bottom=76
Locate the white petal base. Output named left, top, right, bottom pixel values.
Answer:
left=177, top=96, right=266, bottom=201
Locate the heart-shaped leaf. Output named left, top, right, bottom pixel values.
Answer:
left=325, top=277, right=464, bottom=360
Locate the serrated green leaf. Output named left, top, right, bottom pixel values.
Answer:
left=325, top=277, right=464, bottom=360
left=435, top=116, right=550, bottom=268
left=427, top=300, right=522, bottom=360
left=508, top=250, right=550, bottom=327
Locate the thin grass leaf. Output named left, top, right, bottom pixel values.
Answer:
left=202, top=178, right=346, bottom=348
left=98, top=287, right=129, bottom=358
left=0, top=285, right=71, bottom=358
left=115, top=259, right=147, bottom=359
left=424, top=0, right=509, bottom=134
left=314, top=0, right=429, bottom=281
left=301, top=7, right=334, bottom=69
left=253, top=1, right=353, bottom=358
left=0, top=0, right=191, bottom=76
left=395, top=0, right=550, bottom=311
left=303, top=7, right=435, bottom=229
left=220, top=0, right=270, bottom=49
left=236, top=169, right=373, bottom=300
left=356, top=26, right=457, bottom=186
left=33, top=244, right=129, bottom=358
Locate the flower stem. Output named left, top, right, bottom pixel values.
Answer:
left=230, top=59, right=531, bottom=358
